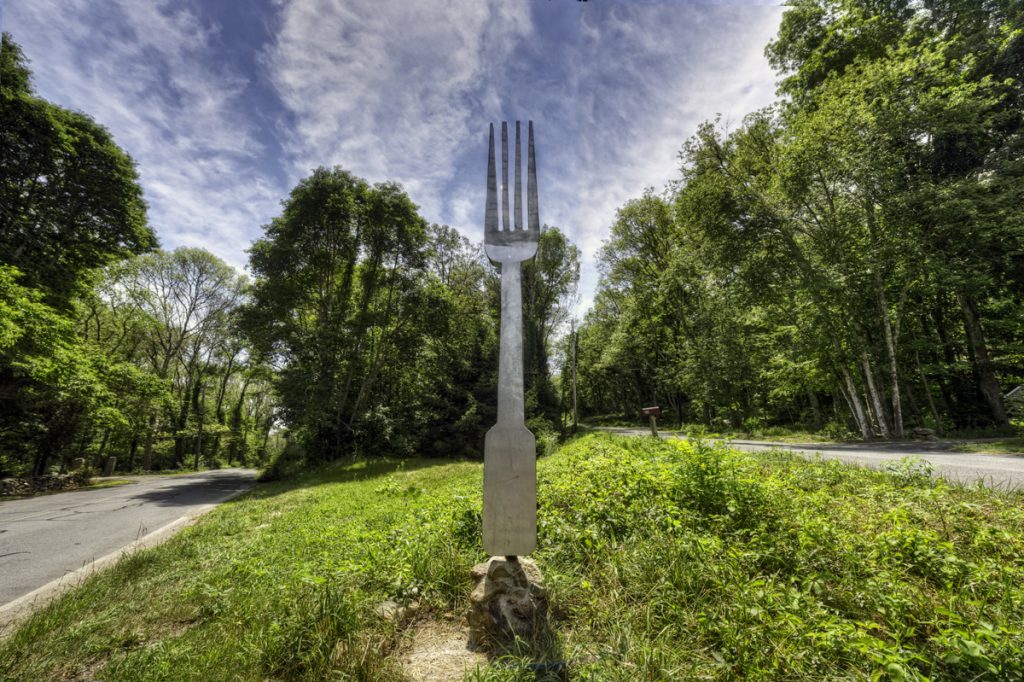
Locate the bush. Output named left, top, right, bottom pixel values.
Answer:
left=884, top=456, right=935, bottom=488
left=530, top=434, right=1024, bottom=679
left=257, top=441, right=306, bottom=482
left=527, top=415, right=559, bottom=458
left=821, top=420, right=857, bottom=441
left=741, top=416, right=767, bottom=435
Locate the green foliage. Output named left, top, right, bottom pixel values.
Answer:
left=0, top=34, right=154, bottom=311
left=245, top=168, right=579, bottom=469
left=883, top=456, right=935, bottom=488
left=534, top=435, right=1024, bottom=679
left=0, top=266, right=108, bottom=476
left=579, top=1, right=1024, bottom=438
left=256, top=438, right=307, bottom=481
left=520, top=227, right=581, bottom=425
left=1, top=32, right=32, bottom=93
left=0, top=36, right=216, bottom=480
left=244, top=168, right=438, bottom=461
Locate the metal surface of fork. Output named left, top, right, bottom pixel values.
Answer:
left=483, top=120, right=539, bottom=557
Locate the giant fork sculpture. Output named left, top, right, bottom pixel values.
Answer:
left=483, top=121, right=540, bottom=557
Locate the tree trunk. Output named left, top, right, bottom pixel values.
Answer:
left=915, top=350, right=943, bottom=435
left=956, top=290, right=1009, bottom=426
left=142, top=414, right=156, bottom=470
left=32, top=451, right=49, bottom=478
left=259, top=418, right=273, bottom=466
left=96, top=428, right=111, bottom=463
left=875, top=272, right=904, bottom=437
left=127, top=435, right=139, bottom=471
left=861, top=352, right=893, bottom=438
left=175, top=374, right=196, bottom=466
left=194, top=382, right=206, bottom=471
left=806, top=387, right=822, bottom=429
left=839, top=366, right=873, bottom=439
left=903, top=380, right=922, bottom=426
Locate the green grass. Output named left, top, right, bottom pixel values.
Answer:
left=953, top=438, right=1024, bottom=456
left=2, top=435, right=1023, bottom=680
left=591, top=420, right=849, bottom=443
left=84, top=478, right=136, bottom=490
left=673, top=426, right=844, bottom=444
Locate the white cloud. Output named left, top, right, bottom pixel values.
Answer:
left=6, top=0, right=786, bottom=313
left=266, top=0, right=533, bottom=225
left=555, top=3, right=787, bottom=313
left=419, top=3, right=786, bottom=315
left=4, top=0, right=283, bottom=270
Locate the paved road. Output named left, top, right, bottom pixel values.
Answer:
left=598, top=428, right=1024, bottom=490
left=0, top=469, right=256, bottom=607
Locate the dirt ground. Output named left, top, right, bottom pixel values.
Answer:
left=400, top=618, right=489, bottom=681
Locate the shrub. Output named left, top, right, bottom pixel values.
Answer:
left=257, top=441, right=306, bottom=482
left=821, top=420, right=857, bottom=441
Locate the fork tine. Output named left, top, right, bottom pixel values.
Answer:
left=528, top=120, right=539, bottom=233
left=502, top=122, right=510, bottom=232
left=514, top=121, right=523, bottom=231
left=486, top=123, right=497, bottom=234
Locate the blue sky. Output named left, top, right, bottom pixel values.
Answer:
left=3, top=0, right=785, bottom=313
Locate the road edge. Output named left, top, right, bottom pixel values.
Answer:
left=0, top=484, right=252, bottom=636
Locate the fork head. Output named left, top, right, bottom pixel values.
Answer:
left=485, top=120, right=539, bottom=263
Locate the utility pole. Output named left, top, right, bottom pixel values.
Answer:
left=571, top=318, right=578, bottom=432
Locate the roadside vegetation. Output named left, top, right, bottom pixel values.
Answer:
left=954, top=438, right=1024, bottom=457
left=2, top=433, right=1022, bottom=680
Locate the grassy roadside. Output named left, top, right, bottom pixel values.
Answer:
left=2, top=435, right=1023, bottom=680
left=83, top=478, right=136, bottom=490
left=953, top=438, right=1024, bottom=456
left=670, top=427, right=843, bottom=444
left=594, top=420, right=1024, bottom=453
left=1, top=467, right=222, bottom=502
left=0, top=478, right=135, bottom=502
left=586, top=417, right=849, bottom=443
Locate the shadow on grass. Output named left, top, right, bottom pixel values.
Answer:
left=237, top=456, right=472, bottom=504
left=469, top=616, right=569, bottom=681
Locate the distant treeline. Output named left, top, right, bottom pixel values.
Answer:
left=572, top=0, right=1023, bottom=437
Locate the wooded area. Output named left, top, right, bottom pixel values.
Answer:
left=0, top=31, right=579, bottom=477
left=573, top=0, right=1023, bottom=438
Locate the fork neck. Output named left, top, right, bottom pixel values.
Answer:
left=497, top=260, right=526, bottom=428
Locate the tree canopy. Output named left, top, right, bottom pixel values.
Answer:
left=0, top=32, right=154, bottom=310
left=576, top=0, right=1024, bottom=436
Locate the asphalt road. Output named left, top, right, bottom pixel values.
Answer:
left=599, top=427, right=1024, bottom=490
left=0, top=469, right=256, bottom=607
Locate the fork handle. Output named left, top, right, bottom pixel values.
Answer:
left=497, top=260, right=526, bottom=427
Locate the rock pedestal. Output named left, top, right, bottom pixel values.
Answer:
left=467, top=556, right=547, bottom=645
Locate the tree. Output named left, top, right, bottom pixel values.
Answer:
left=520, top=226, right=580, bottom=426
left=0, top=33, right=158, bottom=478
left=0, top=33, right=155, bottom=310
left=244, top=167, right=432, bottom=460
left=575, top=0, right=1023, bottom=436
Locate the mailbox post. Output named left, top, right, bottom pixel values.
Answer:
left=641, top=406, right=661, bottom=438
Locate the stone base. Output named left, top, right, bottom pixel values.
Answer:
left=467, top=556, right=547, bottom=646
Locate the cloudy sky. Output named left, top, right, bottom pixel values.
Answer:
left=4, top=0, right=785, bottom=312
